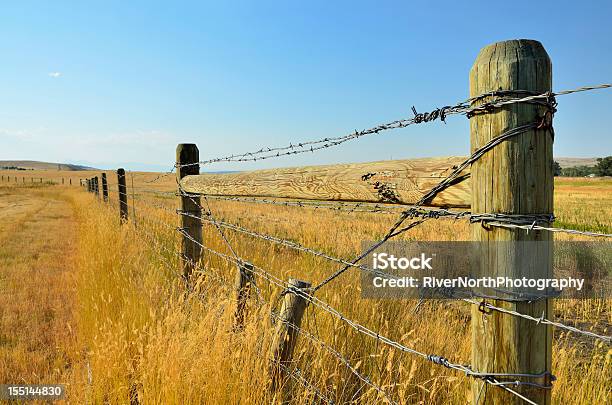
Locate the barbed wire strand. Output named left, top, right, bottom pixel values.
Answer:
left=463, top=299, right=611, bottom=344
left=177, top=209, right=395, bottom=279
left=174, top=84, right=607, bottom=168
left=482, top=221, right=612, bottom=238
left=195, top=195, right=611, bottom=238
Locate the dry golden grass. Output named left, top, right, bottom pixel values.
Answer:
left=0, top=173, right=610, bottom=404
left=0, top=183, right=78, bottom=391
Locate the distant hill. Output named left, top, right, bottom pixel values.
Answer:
left=555, top=157, right=598, bottom=168
left=0, top=160, right=98, bottom=171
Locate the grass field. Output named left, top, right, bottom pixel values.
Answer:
left=0, top=172, right=610, bottom=404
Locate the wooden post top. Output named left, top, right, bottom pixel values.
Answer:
left=473, top=39, right=550, bottom=63
left=471, top=39, right=552, bottom=95
left=176, top=143, right=200, bottom=178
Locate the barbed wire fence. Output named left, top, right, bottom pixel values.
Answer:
left=77, top=80, right=612, bottom=405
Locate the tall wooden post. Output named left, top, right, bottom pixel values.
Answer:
left=269, top=278, right=311, bottom=389
left=470, top=39, right=553, bottom=404
left=117, top=169, right=129, bottom=223
left=87, top=179, right=92, bottom=192
left=176, top=144, right=202, bottom=279
left=234, top=262, right=254, bottom=331
left=101, top=173, right=109, bottom=202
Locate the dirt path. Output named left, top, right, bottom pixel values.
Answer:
left=0, top=185, right=78, bottom=386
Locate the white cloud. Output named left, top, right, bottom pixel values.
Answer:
left=48, top=72, right=62, bottom=78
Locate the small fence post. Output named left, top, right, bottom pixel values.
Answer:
left=87, top=179, right=91, bottom=192
left=117, top=169, right=129, bottom=223
left=176, top=144, right=202, bottom=279
left=62, top=178, right=64, bottom=185
left=233, top=262, right=254, bottom=331
left=93, top=176, right=99, bottom=198
left=101, top=173, right=109, bottom=202
left=470, top=40, right=553, bottom=404
left=269, top=278, right=311, bottom=389
left=69, top=178, right=72, bottom=185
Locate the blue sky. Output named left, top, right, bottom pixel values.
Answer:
left=1, top=1, right=610, bottom=171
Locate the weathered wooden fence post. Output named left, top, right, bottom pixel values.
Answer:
left=233, top=262, right=254, bottom=331
left=93, top=176, right=99, bottom=198
left=470, top=39, right=553, bottom=404
left=176, top=144, right=202, bottom=279
left=87, top=179, right=91, bottom=192
left=269, top=278, right=311, bottom=389
left=117, top=169, right=129, bottom=223
left=101, top=173, right=109, bottom=202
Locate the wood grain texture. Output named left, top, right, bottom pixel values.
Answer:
left=181, top=156, right=471, bottom=207
left=470, top=39, right=553, bottom=405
